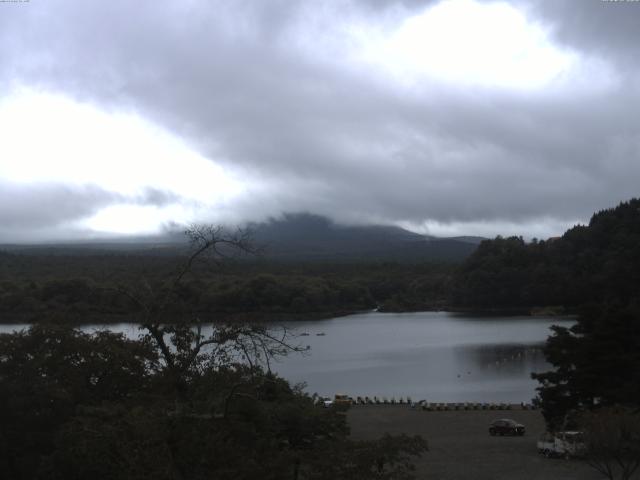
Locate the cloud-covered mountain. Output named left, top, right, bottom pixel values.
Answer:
left=251, top=213, right=480, bottom=261
left=2, top=213, right=482, bottom=262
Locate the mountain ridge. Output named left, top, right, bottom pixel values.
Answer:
left=1, top=213, right=484, bottom=262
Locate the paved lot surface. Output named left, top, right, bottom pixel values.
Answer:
left=348, top=405, right=605, bottom=480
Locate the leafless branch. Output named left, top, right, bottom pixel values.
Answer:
left=107, top=223, right=301, bottom=400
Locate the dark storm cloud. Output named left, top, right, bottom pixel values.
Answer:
left=1, top=0, right=639, bottom=238
left=523, top=0, right=640, bottom=66
left=0, top=183, right=117, bottom=235
left=137, top=188, right=182, bottom=208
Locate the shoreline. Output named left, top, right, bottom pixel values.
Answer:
left=0, top=305, right=576, bottom=326
left=0, top=310, right=357, bottom=326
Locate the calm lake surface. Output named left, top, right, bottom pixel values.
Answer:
left=0, top=311, right=573, bottom=403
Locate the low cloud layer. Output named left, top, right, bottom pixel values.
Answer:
left=0, top=182, right=186, bottom=242
left=1, top=0, right=639, bottom=241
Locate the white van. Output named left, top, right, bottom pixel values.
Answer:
left=537, top=431, right=586, bottom=458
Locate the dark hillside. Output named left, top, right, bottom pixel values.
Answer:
left=452, top=198, right=640, bottom=310
left=2, top=213, right=479, bottom=263
left=252, top=213, right=478, bottom=262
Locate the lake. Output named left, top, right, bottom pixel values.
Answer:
left=0, top=311, right=573, bottom=403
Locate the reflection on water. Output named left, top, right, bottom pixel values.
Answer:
left=0, top=311, right=572, bottom=402
left=272, top=312, right=571, bottom=402
left=463, top=343, right=546, bottom=374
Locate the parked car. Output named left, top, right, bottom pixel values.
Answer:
left=537, top=431, right=585, bottom=458
left=489, top=418, right=525, bottom=436
left=321, top=397, right=333, bottom=408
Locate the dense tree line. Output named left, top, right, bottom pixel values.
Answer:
left=452, top=198, right=640, bottom=310
left=0, top=325, right=426, bottom=479
left=0, top=274, right=374, bottom=321
left=0, top=253, right=456, bottom=322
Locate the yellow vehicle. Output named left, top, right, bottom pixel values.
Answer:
left=334, top=394, right=352, bottom=406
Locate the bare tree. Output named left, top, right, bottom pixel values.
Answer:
left=116, top=224, right=303, bottom=395
left=580, top=407, right=640, bottom=480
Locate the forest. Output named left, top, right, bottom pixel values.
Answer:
left=0, top=252, right=455, bottom=323
left=452, top=198, right=640, bottom=310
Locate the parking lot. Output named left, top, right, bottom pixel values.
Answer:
left=348, top=405, right=604, bottom=480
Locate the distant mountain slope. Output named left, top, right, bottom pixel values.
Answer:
left=251, top=213, right=478, bottom=262
left=447, top=236, right=486, bottom=245
left=0, top=213, right=481, bottom=262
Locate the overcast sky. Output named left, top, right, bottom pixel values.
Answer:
left=1, top=0, right=639, bottom=242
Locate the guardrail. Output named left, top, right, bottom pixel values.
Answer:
left=314, top=394, right=537, bottom=411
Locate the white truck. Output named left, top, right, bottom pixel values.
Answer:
left=537, top=431, right=586, bottom=458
